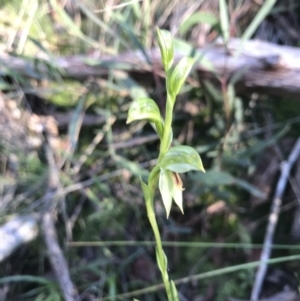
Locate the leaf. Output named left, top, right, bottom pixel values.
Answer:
left=156, top=28, right=174, bottom=71
left=113, top=71, right=148, bottom=99
left=167, top=57, right=195, bottom=99
left=235, top=179, right=266, bottom=199
left=173, top=38, right=193, bottom=54
left=126, top=98, right=164, bottom=137
left=219, top=0, right=230, bottom=44
left=159, top=169, right=174, bottom=218
left=155, top=247, right=168, bottom=273
left=0, top=275, right=52, bottom=285
left=170, top=280, right=180, bottom=301
left=115, top=156, right=149, bottom=178
left=160, top=145, right=205, bottom=173
left=239, top=126, right=289, bottom=157
left=193, top=170, right=235, bottom=186
left=179, top=12, right=219, bottom=34
left=237, top=223, right=252, bottom=254
left=166, top=127, right=173, bottom=149
left=192, top=170, right=266, bottom=199
left=139, top=177, right=153, bottom=204
left=236, top=0, right=277, bottom=56
left=68, top=93, right=89, bottom=153
left=49, top=0, right=103, bottom=50
left=241, top=0, right=277, bottom=42
left=116, top=16, right=152, bottom=65
left=75, top=0, right=128, bottom=52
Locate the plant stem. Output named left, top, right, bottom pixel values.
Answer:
left=159, top=93, right=174, bottom=160
left=145, top=195, right=175, bottom=301
left=144, top=90, right=178, bottom=301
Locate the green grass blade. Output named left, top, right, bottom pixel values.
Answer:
left=68, top=240, right=300, bottom=250
left=75, top=0, right=129, bottom=52
left=49, top=0, right=100, bottom=50
left=101, top=254, right=300, bottom=300
left=179, top=12, right=219, bottom=35
left=242, top=0, right=277, bottom=41
left=0, top=275, right=53, bottom=285
left=219, top=0, right=230, bottom=44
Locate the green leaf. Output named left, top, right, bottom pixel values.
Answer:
left=140, top=177, right=152, bottom=204
left=170, top=280, right=180, bottom=301
left=0, top=275, right=52, bottom=285
left=193, top=170, right=235, bottom=186
left=150, top=122, right=163, bottom=139
left=159, top=169, right=173, bottom=217
left=219, top=0, right=230, bottom=44
left=68, top=93, right=89, bottom=152
left=236, top=0, right=277, bottom=56
left=167, top=127, right=173, bottom=149
left=126, top=98, right=164, bottom=137
left=241, top=0, right=277, bottom=42
left=155, top=247, right=168, bottom=273
left=160, top=145, right=205, bottom=173
left=235, top=179, right=266, bottom=199
left=191, top=170, right=266, bottom=199
left=156, top=28, right=174, bottom=71
left=49, top=0, right=110, bottom=52
left=167, top=57, right=195, bottom=99
left=179, top=12, right=219, bottom=35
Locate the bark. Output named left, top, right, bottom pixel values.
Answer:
left=0, top=215, right=39, bottom=262
left=1, top=38, right=300, bottom=99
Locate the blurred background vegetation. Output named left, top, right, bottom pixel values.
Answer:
left=1, top=0, right=300, bottom=300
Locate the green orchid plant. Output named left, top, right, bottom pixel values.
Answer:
left=126, top=28, right=205, bottom=301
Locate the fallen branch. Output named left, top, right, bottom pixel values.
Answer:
left=0, top=215, right=39, bottom=262
left=1, top=38, right=300, bottom=99
left=251, top=138, right=300, bottom=301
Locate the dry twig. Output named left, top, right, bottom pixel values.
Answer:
left=41, top=132, right=78, bottom=301
left=231, top=290, right=299, bottom=301
left=251, top=138, right=300, bottom=300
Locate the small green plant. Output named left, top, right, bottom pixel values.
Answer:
left=126, top=28, right=205, bottom=301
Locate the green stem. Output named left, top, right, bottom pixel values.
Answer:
left=159, top=93, right=174, bottom=160
left=148, top=165, right=160, bottom=191
left=145, top=195, right=175, bottom=301
left=143, top=89, right=178, bottom=301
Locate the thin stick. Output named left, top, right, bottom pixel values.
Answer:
left=42, top=212, right=77, bottom=301
left=231, top=291, right=297, bottom=301
left=251, top=138, right=300, bottom=300
left=42, top=135, right=78, bottom=301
